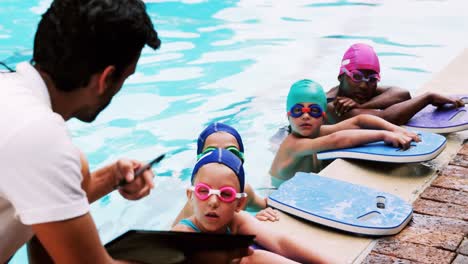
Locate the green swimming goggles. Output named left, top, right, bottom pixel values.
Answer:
left=197, top=146, right=244, bottom=162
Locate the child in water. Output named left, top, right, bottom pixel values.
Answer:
left=270, top=79, right=420, bottom=185
left=172, top=122, right=278, bottom=226
left=172, top=148, right=328, bottom=263
left=327, top=43, right=464, bottom=125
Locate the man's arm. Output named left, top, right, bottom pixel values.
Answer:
left=82, top=158, right=155, bottom=203
left=29, top=156, right=154, bottom=263
left=32, top=213, right=126, bottom=264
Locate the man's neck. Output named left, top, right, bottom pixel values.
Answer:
left=34, top=65, right=81, bottom=121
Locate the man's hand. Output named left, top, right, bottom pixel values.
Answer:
left=429, top=93, right=465, bottom=108
left=333, top=96, right=360, bottom=116
left=114, top=159, right=155, bottom=200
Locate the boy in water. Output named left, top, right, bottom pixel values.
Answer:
left=173, top=149, right=328, bottom=263
left=270, top=79, right=420, bottom=184
left=172, top=123, right=278, bottom=226
left=327, top=43, right=464, bottom=125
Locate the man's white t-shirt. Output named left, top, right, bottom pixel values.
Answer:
left=0, top=62, right=89, bottom=261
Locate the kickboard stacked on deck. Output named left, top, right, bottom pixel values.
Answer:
left=268, top=172, right=413, bottom=236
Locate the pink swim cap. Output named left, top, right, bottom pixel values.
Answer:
left=339, top=43, right=380, bottom=77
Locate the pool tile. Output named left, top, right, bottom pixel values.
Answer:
left=420, top=186, right=468, bottom=206
left=362, top=252, right=414, bottom=264
left=409, top=213, right=468, bottom=235
left=458, top=238, right=468, bottom=255
left=372, top=240, right=455, bottom=264
left=452, top=254, right=468, bottom=264
left=439, top=165, right=468, bottom=179
left=413, top=198, right=468, bottom=221
left=449, top=154, right=468, bottom=168
left=458, top=143, right=468, bottom=156
left=393, top=225, right=464, bottom=251
left=431, top=175, right=468, bottom=192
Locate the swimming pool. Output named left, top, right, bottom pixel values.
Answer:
left=2, top=0, right=467, bottom=262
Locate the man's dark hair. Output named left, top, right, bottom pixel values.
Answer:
left=32, top=0, right=161, bottom=92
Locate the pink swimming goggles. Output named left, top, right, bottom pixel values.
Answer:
left=343, top=68, right=380, bottom=85
left=190, top=182, right=248, bottom=203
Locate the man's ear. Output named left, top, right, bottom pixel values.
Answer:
left=235, top=197, right=247, bottom=213
left=97, top=65, right=116, bottom=95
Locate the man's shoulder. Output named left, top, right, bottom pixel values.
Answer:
left=0, top=111, right=71, bottom=158
left=2, top=109, right=66, bottom=138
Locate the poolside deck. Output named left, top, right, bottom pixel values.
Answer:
left=361, top=49, right=468, bottom=264
left=363, top=142, right=468, bottom=263
left=259, top=48, right=468, bottom=263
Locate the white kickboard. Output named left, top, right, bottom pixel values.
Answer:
left=268, top=172, right=413, bottom=236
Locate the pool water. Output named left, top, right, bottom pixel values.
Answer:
left=2, top=0, right=468, bottom=262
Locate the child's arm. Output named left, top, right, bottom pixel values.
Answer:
left=329, top=92, right=464, bottom=125
left=236, top=212, right=329, bottom=264
left=240, top=249, right=301, bottom=263
left=244, top=184, right=267, bottom=211
left=321, top=114, right=420, bottom=142
left=298, top=129, right=414, bottom=157
left=255, top=207, right=280, bottom=222
left=355, top=85, right=411, bottom=110
left=331, top=85, right=410, bottom=117
left=271, top=129, right=414, bottom=178
left=375, top=92, right=464, bottom=125
left=361, top=85, right=412, bottom=109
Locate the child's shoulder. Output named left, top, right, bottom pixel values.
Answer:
left=231, top=211, right=259, bottom=234
left=232, top=211, right=257, bottom=226
left=172, top=217, right=198, bottom=232
left=172, top=223, right=195, bottom=232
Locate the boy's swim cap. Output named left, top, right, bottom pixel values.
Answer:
left=197, top=122, right=244, bottom=154
left=192, top=148, right=245, bottom=192
left=286, top=79, right=327, bottom=111
left=339, top=43, right=380, bottom=77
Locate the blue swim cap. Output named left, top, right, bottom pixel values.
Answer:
left=197, top=122, right=244, bottom=154
left=192, top=148, right=245, bottom=192
left=286, top=79, right=327, bottom=112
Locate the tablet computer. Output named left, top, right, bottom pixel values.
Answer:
left=105, top=230, right=255, bottom=264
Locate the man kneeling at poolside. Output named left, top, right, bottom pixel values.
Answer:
left=327, top=43, right=464, bottom=125
left=0, top=0, right=161, bottom=262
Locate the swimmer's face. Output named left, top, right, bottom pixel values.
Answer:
left=339, top=69, right=378, bottom=104
left=188, top=163, right=245, bottom=233
left=288, top=102, right=323, bottom=138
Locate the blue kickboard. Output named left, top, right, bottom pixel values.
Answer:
left=405, top=95, right=468, bottom=133
left=267, top=172, right=413, bottom=236
left=317, top=131, right=446, bottom=163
